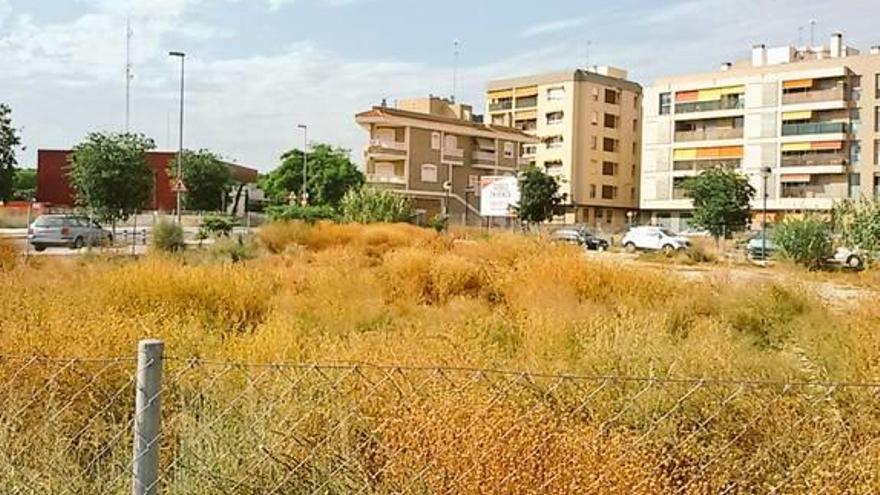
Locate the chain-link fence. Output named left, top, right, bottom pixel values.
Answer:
left=2, top=341, right=879, bottom=494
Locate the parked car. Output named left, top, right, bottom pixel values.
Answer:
left=621, top=226, right=690, bottom=253
left=827, top=247, right=872, bottom=270
left=549, top=227, right=609, bottom=251
left=679, top=227, right=712, bottom=238
left=746, top=231, right=777, bottom=260
left=28, top=215, right=112, bottom=251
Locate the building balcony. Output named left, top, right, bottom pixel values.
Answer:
left=442, top=148, right=464, bottom=164
left=781, top=122, right=848, bottom=136
left=674, top=128, right=743, bottom=142
left=518, top=157, right=534, bottom=167
left=366, top=174, right=407, bottom=186
left=675, top=98, right=744, bottom=114
left=673, top=159, right=741, bottom=172
left=515, top=96, right=537, bottom=108
left=781, top=153, right=848, bottom=167
left=782, top=87, right=846, bottom=105
left=473, top=150, right=497, bottom=164
left=489, top=101, right=513, bottom=112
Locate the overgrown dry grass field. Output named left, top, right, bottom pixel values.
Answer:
left=1, top=223, right=878, bottom=493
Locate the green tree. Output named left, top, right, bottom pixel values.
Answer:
left=12, top=168, right=36, bottom=201
left=832, top=200, right=880, bottom=252
left=682, top=168, right=755, bottom=239
left=68, top=132, right=155, bottom=223
left=0, top=104, right=24, bottom=202
left=340, top=188, right=414, bottom=224
left=177, top=149, right=231, bottom=211
left=516, top=167, right=565, bottom=227
left=773, top=216, right=832, bottom=270
left=260, top=144, right=364, bottom=207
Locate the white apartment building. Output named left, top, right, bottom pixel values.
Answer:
left=642, top=33, right=880, bottom=230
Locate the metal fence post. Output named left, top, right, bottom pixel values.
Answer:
left=132, top=339, right=164, bottom=495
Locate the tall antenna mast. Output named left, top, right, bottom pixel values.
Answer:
left=797, top=26, right=804, bottom=47
left=809, top=19, right=817, bottom=48
left=125, top=18, right=133, bottom=132
left=452, top=39, right=460, bottom=103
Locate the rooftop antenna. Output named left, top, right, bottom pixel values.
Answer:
left=809, top=19, right=817, bottom=48
left=452, top=39, right=461, bottom=103
left=586, top=40, right=592, bottom=70
left=124, top=17, right=133, bottom=133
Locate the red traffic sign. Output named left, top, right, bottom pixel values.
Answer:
left=173, top=179, right=187, bottom=192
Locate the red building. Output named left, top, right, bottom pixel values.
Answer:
left=37, top=150, right=259, bottom=211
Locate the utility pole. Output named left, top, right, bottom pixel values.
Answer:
left=125, top=18, right=133, bottom=133
left=452, top=39, right=460, bottom=103
left=169, top=51, right=186, bottom=224
left=298, top=124, right=308, bottom=206
left=761, top=166, right=771, bottom=261
left=809, top=19, right=817, bottom=48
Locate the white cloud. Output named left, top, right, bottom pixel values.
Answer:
left=521, top=17, right=585, bottom=38
left=0, top=0, right=10, bottom=24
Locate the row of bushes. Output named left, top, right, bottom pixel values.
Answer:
left=266, top=188, right=416, bottom=225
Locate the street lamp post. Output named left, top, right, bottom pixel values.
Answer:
left=298, top=124, right=308, bottom=206
left=169, top=51, right=186, bottom=224
left=760, top=166, right=772, bottom=261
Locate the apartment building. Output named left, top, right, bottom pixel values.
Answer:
left=355, top=97, right=538, bottom=224
left=642, top=33, right=880, bottom=231
left=486, top=68, right=642, bottom=229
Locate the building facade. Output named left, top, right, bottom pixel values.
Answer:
left=37, top=150, right=259, bottom=212
left=355, top=97, right=538, bottom=224
left=486, top=68, right=643, bottom=230
left=642, top=33, right=880, bottom=231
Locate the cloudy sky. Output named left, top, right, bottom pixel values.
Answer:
left=1, top=0, right=877, bottom=171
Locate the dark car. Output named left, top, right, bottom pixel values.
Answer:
left=746, top=231, right=777, bottom=260
left=550, top=228, right=609, bottom=251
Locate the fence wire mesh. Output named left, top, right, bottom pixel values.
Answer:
left=2, top=353, right=879, bottom=494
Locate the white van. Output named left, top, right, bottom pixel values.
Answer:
left=621, top=226, right=690, bottom=253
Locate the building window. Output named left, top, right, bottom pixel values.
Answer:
left=875, top=139, right=880, bottom=165
left=601, top=185, right=618, bottom=199
left=875, top=74, right=880, bottom=98
left=632, top=142, right=638, bottom=155
left=468, top=174, right=480, bottom=191
left=374, top=162, right=395, bottom=178
left=444, top=134, right=457, bottom=151
left=659, top=92, right=672, bottom=115
left=851, top=141, right=862, bottom=165
left=420, top=164, right=438, bottom=183
left=546, top=111, right=564, bottom=125
left=850, top=173, right=861, bottom=199
left=596, top=208, right=603, bottom=219
left=590, top=184, right=596, bottom=198
left=875, top=106, right=879, bottom=132
left=603, top=138, right=618, bottom=152
left=602, top=161, right=618, bottom=176
left=605, top=209, right=613, bottom=224
left=591, top=136, right=598, bottom=150
left=604, top=89, right=619, bottom=105
left=547, top=86, right=565, bottom=101
left=592, top=87, right=599, bottom=101
left=632, top=119, right=639, bottom=132
left=631, top=187, right=636, bottom=200
left=431, top=132, right=441, bottom=150
left=604, top=113, right=618, bottom=129
left=633, top=95, right=639, bottom=110
left=631, top=164, right=636, bottom=176
left=546, top=136, right=564, bottom=149
left=503, top=142, right=514, bottom=158
left=544, top=160, right=563, bottom=175
left=591, top=112, right=598, bottom=125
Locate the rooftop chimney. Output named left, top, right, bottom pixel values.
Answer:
left=871, top=45, right=880, bottom=55
left=830, top=32, right=843, bottom=58
left=720, top=62, right=732, bottom=71
left=752, top=44, right=767, bottom=67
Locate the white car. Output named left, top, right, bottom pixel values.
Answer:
left=622, top=226, right=690, bottom=253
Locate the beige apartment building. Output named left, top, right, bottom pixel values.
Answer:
left=642, top=33, right=880, bottom=231
left=486, top=68, right=643, bottom=230
left=355, top=97, right=538, bottom=224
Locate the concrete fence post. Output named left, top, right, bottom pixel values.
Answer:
left=132, top=339, right=164, bottom=495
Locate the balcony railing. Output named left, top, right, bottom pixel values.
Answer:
left=369, top=139, right=407, bottom=152
left=781, top=153, right=848, bottom=167
left=672, top=189, right=690, bottom=200
left=674, top=128, right=743, bottom=142
left=781, top=185, right=834, bottom=199
left=675, top=98, right=744, bottom=114
left=515, top=96, right=537, bottom=108
left=366, top=174, right=406, bottom=185
left=673, top=159, right=741, bottom=172
left=782, top=86, right=846, bottom=105
left=444, top=148, right=464, bottom=158
left=489, top=101, right=513, bottom=111
left=781, top=122, right=848, bottom=136
left=473, top=151, right=497, bottom=163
